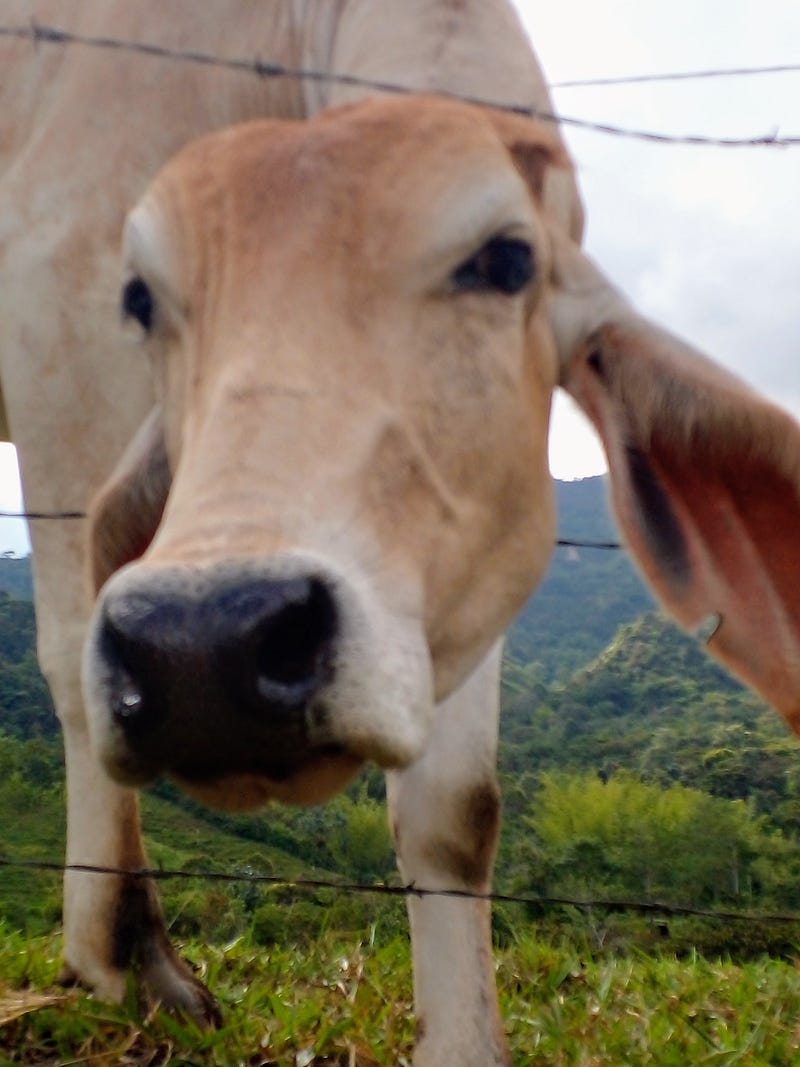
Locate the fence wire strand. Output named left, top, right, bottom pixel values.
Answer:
left=552, top=63, right=800, bottom=89
left=0, top=510, right=624, bottom=550
left=1, top=21, right=798, bottom=148
left=2, top=853, right=799, bottom=927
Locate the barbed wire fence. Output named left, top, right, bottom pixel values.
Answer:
left=1, top=21, right=799, bottom=147
left=1, top=20, right=798, bottom=939
left=3, top=854, right=800, bottom=930
left=0, top=509, right=622, bottom=551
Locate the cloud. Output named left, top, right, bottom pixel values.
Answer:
left=514, top=0, right=800, bottom=475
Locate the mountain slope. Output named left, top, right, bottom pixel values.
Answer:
left=504, top=477, right=654, bottom=685
left=500, top=611, right=800, bottom=823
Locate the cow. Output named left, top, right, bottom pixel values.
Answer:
left=2, top=4, right=800, bottom=1066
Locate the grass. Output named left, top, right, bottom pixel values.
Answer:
left=4, top=924, right=800, bottom=1066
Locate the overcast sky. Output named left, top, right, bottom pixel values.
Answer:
left=1, top=2, right=798, bottom=554
left=513, top=0, right=800, bottom=479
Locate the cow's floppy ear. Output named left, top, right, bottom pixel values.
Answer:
left=552, top=238, right=800, bottom=731
left=88, top=407, right=171, bottom=594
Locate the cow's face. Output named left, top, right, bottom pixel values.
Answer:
left=83, top=98, right=567, bottom=808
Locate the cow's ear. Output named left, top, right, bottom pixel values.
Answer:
left=88, top=407, right=171, bottom=594
left=553, top=238, right=800, bottom=731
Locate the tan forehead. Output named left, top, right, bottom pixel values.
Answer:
left=146, top=96, right=561, bottom=234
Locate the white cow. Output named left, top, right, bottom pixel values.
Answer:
left=2, top=4, right=800, bottom=1066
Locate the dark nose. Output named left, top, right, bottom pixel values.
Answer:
left=98, top=574, right=338, bottom=735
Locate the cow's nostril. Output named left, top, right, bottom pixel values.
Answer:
left=96, top=572, right=340, bottom=743
left=98, top=602, right=165, bottom=735
left=253, top=578, right=338, bottom=708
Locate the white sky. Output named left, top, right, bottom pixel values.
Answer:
left=2, top=2, right=799, bottom=553
left=512, top=0, right=800, bottom=479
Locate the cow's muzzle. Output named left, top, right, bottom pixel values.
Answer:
left=84, top=548, right=435, bottom=807
left=101, top=573, right=337, bottom=726
left=84, top=562, right=363, bottom=796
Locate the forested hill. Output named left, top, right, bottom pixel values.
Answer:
left=0, top=589, right=53, bottom=737
left=504, top=477, right=655, bottom=684
left=1, top=482, right=796, bottom=820
left=0, top=553, right=33, bottom=601
left=499, top=611, right=798, bottom=819
left=0, top=477, right=654, bottom=740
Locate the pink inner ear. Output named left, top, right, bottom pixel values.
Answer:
left=88, top=409, right=170, bottom=594
left=619, top=436, right=800, bottom=730
left=565, top=317, right=800, bottom=734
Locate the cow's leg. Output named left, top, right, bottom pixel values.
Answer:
left=386, top=644, right=509, bottom=1067
left=28, top=519, right=220, bottom=1025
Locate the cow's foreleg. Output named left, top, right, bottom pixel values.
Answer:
left=57, top=706, right=219, bottom=1024
left=386, top=644, right=510, bottom=1067
left=31, top=533, right=219, bottom=1026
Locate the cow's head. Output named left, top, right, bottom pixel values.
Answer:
left=83, top=96, right=800, bottom=810
left=83, top=97, right=569, bottom=807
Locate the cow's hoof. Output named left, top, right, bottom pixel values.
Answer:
left=57, top=950, right=221, bottom=1029
left=140, top=948, right=222, bottom=1029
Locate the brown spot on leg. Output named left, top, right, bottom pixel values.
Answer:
left=112, top=875, right=222, bottom=1027
left=111, top=875, right=160, bottom=972
left=427, top=781, right=501, bottom=887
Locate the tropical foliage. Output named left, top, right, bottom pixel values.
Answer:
left=3, top=479, right=800, bottom=1062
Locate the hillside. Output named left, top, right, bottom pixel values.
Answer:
left=504, top=477, right=655, bottom=684
left=0, top=590, right=53, bottom=738
left=499, top=611, right=799, bottom=816
left=5, top=478, right=798, bottom=838
left=4, top=478, right=800, bottom=944
left=0, top=479, right=655, bottom=742
left=0, top=553, right=33, bottom=601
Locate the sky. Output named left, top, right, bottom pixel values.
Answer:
left=513, top=0, right=800, bottom=479
left=1, top=2, right=798, bottom=554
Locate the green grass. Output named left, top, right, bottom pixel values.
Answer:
left=0, top=780, right=65, bottom=935
left=4, top=925, right=800, bottom=1066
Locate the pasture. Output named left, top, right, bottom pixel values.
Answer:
left=5, top=925, right=800, bottom=1066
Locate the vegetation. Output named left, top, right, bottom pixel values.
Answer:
left=0, top=554, right=33, bottom=602
left=0, top=591, right=52, bottom=741
left=504, top=479, right=654, bottom=685
left=4, top=479, right=800, bottom=1063
left=4, top=925, right=800, bottom=1066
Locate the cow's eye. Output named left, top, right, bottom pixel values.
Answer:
left=122, top=276, right=155, bottom=332
left=452, top=237, right=535, bottom=295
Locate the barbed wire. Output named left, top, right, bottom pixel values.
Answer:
left=0, top=510, right=84, bottom=521
left=552, top=63, right=800, bottom=89
left=0, top=509, right=624, bottom=551
left=554, top=537, right=622, bottom=551
left=1, top=21, right=798, bottom=148
left=1, top=853, right=797, bottom=926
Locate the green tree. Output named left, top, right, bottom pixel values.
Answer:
left=523, top=771, right=788, bottom=908
left=327, top=790, right=394, bottom=882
